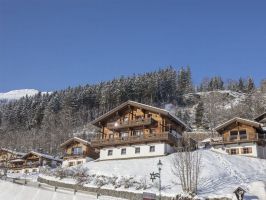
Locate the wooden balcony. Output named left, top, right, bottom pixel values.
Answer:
left=211, top=133, right=266, bottom=145
left=106, top=117, right=156, bottom=130
left=63, top=152, right=88, bottom=160
left=91, top=132, right=179, bottom=148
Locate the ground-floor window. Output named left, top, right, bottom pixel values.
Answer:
left=150, top=146, right=155, bottom=152
left=242, top=147, right=252, bottom=154
left=69, top=162, right=74, bottom=167
left=108, top=150, right=113, bottom=156
left=32, top=169, right=37, bottom=172
left=229, top=148, right=239, bottom=155
left=121, top=148, right=126, bottom=155
left=77, top=161, right=83, bottom=165
left=135, top=147, right=140, bottom=154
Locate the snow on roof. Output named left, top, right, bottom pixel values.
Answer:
left=10, top=158, right=25, bottom=163
left=22, top=151, right=62, bottom=162
left=254, top=112, right=266, bottom=122
left=91, top=100, right=191, bottom=131
left=215, top=117, right=262, bottom=133
left=60, top=137, right=90, bottom=148
left=0, top=148, right=25, bottom=157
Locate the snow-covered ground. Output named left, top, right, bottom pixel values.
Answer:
left=2, top=150, right=266, bottom=199
left=0, top=180, right=125, bottom=200
left=80, top=149, right=266, bottom=199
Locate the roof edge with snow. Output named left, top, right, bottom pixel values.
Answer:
left=90, top=100, right=191, bottom=131
left=215, top=117, right=262, bottom=133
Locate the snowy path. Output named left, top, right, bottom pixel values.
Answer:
left=0, top=180, right=125, bottom=200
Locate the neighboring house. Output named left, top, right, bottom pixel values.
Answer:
left=9, top=151, right=62, bottom=174
left=60, top=137, right=99, bottom=167
left=91, top=100, right=190, bottom=160
left=254, top=112, right=266, bottom=130
left=0, top=148, right=25, bottom=173
left=212, top=117, right=266, bottom=158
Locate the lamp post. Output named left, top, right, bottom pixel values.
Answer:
left=150, top=159, right=163, bottom=200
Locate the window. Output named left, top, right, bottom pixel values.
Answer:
left=133, top=130, right=143, bottom=136
left=77, top=161, right=83, bottom=165
left=121, top=132, right=129, bottom=139
left=32, top=169, right=37, bottom=173
left=242, top=147, right=252, bottom=154
left=72, top=147, right=82, bottom=155
left=239, top=130, right=247, bottom=140
left=150, top=146, right=155, bottom=152
left=108, top=150, right=113, bottom=156
left=230, top=148, right=238, bottom=155
left=121, top=148, right=126, bottom=155
left=69, top=162, right=74, bottom=167
left=230, top=131, right=238, bottom=140
left=135, top=147, right=140, bottom=154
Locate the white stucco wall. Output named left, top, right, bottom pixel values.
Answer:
left=214, top=143, right=259, bottom=157
left=62, top=158, right=87, bottom=168
left=257, top=145, right=266, bottom=159
left=99, top=143, right=175, bottom=160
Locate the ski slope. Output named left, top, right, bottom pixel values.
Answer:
left=0, top=180, right=125, bottom=200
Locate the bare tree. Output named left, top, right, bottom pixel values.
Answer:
left=172, top=148, right=202, bottom=195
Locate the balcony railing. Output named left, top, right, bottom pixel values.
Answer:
left=63, top=152, right=87, bottom=159
left=211, top=133, right=265, bottom=145
left=9, top=163, right=40, bottom=170
left=106, top=117, right=156, bottom=130
left=91, top=131, right=179, bottom=148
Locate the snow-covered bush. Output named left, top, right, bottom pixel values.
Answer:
left=73, top=166, right=89, bottom=185
left=94, top=175, right=109, bottom=188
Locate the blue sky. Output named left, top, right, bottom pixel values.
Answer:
left=0, top=0, right=266, bottom=92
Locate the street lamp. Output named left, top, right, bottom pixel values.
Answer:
left=150, top=159, right=163, bottom=200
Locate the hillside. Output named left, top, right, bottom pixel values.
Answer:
left=41, top=149, right=266, bottom=199
left=0, top=67, right=265, bottom=153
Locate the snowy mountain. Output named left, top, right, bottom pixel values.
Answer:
left=0, top=89, right=49, bottom=103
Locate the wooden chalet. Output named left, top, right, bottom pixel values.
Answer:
left=0, top=148, right=25, bottom=172
left=212, top=117, right=266, bottom=158
left=9, top=151, right=62, bottom=174
left=91, top=100, right=190, bottom=160
left=60, top=137, right=98, bottom=167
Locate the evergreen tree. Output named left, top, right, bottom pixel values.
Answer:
left=195, top=102, right=204, bottom=128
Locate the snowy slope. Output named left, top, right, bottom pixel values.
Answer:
left=0, top=89, right=50, bottom=102
left=77, top=150, right=266, bottom=199
left=0, top=180, right=125, bottom=200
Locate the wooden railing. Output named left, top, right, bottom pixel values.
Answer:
left=211, top=133, right=265, bottom=144
left=91, top=132, right=179, bottom=148
left=106, top=117, right=155, bottom=130
left=9, top=163, right=40, bottom=170
left=63, top=152, right=87, bottom=159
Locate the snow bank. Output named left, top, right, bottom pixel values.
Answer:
left=0, top=180, right=125, bottom=200
left=80, top=149, right=266, bottom=198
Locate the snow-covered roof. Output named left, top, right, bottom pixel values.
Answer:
left=0, top=148, right=25, bottom=157
left=60, top=137, right=91, bottom=148
left=215, top=117, right=262, bottom=133
left=91, top=100, right=191, bottom=131
left=22, top=151, right=62, bottom=162
left=9, top=158, right=25, bottom=163
left=254, top=112, right=266, bottom=122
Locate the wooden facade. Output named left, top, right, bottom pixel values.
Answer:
left=61, top=137, right=99, bottom=161
left=91, top=101, right=189, bottom=148
left=9, top=151, right=62, bottom=172
left=213, top=118, right=265, bottom=145
left=0, top=148, right=24, bottom=170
